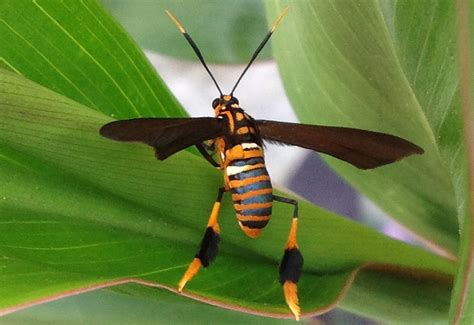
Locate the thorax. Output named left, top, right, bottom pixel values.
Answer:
left=217, top=108, right=262, bottom=145
left=211, top=108, right=266, bottom=190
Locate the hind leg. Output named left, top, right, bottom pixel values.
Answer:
left=178, top=187, right=226, bottom=292
left=273, top=195, right=304, bottom=321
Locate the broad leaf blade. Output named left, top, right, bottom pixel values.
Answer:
left=447, top=0, right=474, bottom=323
left=0, top=68, right=455, bottom=322
left=1, top=284, right=292, bottom=324
left=342, top=270, right=452, bottom=325
left=267, top=0, right=458, bottom=255
left=0, top=0, right=461, bottom=322
left=0, top=0, right=182, bottom=119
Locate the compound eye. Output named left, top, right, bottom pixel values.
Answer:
left=212, top=98, right=220, bottom=108
left=228, top=97, right=239, bottom=106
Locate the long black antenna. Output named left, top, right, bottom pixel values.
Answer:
left=230, top=7, right=289, bottom=96
left=166, top=10, right=223, bottom=96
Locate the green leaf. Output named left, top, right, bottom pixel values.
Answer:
left=101, top=0, right=271, bottom=64
left=0, top=0, right=184, bottom=119
left=266, top=0, right=459, bottom=257
left=342, top=270, right=453, bottom=325
left=0, top=68, right=454, bottom=322
left=1, top=284, right=292, bottom=324
left=267, top=0, right=473, bottom=322
left=447, top=0, right=474, bottom=323
left=0, top=1, right=458, bottom=323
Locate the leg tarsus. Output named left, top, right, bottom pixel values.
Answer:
left=178, top=258, right=202, bottom=292
left=283, top=281, right=301, bottom=321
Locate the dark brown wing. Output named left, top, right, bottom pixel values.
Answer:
left=256, top=120, right=423, bottom=169
left=100, top=117, right=224, bottom=160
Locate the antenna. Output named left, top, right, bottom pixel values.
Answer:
left=166, top=10, right=223, bottom=96
left=230, top=7, right=289, bottom=96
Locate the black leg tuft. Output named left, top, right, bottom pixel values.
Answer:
left=196, top=227, right=220, bottom=267
left=279, top=248, right=304, bottom=284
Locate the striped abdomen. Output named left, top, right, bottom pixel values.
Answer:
left=226, top=143, right=273, bottom=238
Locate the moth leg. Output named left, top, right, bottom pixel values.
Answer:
left=273, top=195, right=304, bottom=321
left=178, top=187, right=226, bottom=292
left=196, top=142, right=219, bottom=167
left=202, top=140, right=216, bottom=152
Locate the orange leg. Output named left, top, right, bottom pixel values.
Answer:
left=273, top=195, right=304, bottom=321
left=178, top=187, right=226, bottom=292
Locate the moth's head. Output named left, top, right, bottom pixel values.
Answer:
left=212, top=94, right=240, bottom=113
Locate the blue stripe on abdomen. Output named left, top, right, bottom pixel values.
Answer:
left=231, top=181, right=272, bottom=194
left=231, top=157, right=264, bottom=167
left=230, top=168, right=268, bottom=180
left=240, top=193, right=273, bottom=205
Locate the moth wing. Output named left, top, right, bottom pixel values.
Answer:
left=100, top=117, right=224, bottom=160
left=256, top=120, right=423, bottom=169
